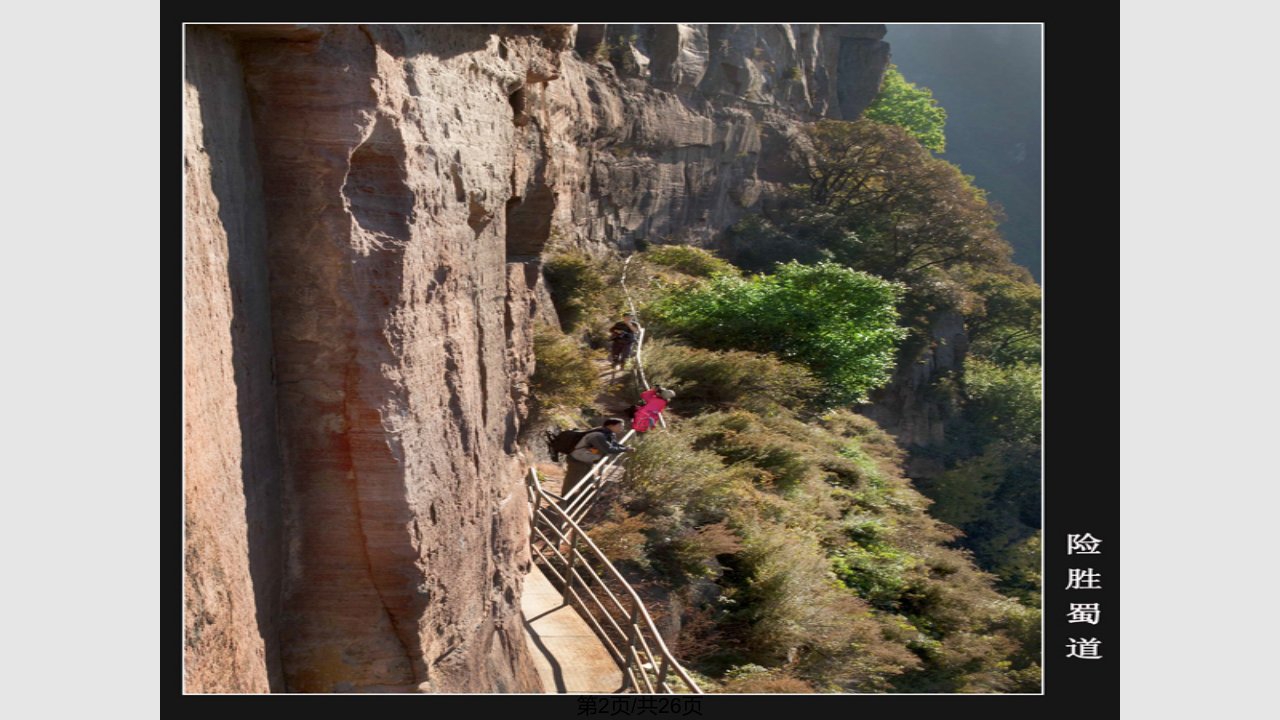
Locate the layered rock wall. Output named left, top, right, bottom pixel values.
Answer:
left=538, top=24, right=889, bottom=253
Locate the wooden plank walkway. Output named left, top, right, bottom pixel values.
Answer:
left=521, top=563, right=625, bottom=694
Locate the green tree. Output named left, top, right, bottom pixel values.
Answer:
left=961, top=358, right=1041, bottom=447
left=647, top=261, right=907, bottom=404
left=800, top=120, right=1008, bottom=280
left=962, top=268, right=1042, bottom=365
left=863, top=65, right=948, bottom=153
left=922, top=357, right=1041, bottom=583
left=715, top=118, right=1041, bottom=594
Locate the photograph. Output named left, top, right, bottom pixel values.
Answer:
left=180, top=21, right=1050, bottom=698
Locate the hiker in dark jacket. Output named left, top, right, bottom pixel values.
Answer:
left=564, top=418, right=633, bottom=494
left=607, top=315, right=641, bottom=369
left=610, top=314, right=641, bottom=336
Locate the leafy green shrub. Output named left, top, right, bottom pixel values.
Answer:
left=864, top=64, right=947, bottom=153
left=831, top=544, right=914, bottom=610
left=640, top=245, right=739, bottom=278
left=646, top=261, right=907, bottom=405
left=530, top=324, right=598, bottom=411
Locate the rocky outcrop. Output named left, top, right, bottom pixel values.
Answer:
left=538, top=24, right=889, bottom=253
left=182, top=23, right=889, bottom=693
left=862, top=311, right=970, bottom=450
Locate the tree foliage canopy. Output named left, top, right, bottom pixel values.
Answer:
left=802, top=120, right=1008, bottom=279
left=863, top=64, right=948, bottom=153
left=724, top=121, right=1009, bottom=289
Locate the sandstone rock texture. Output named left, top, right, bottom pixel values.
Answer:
left=183, top=26, right=283, bottom=693
left=182, top=23, right=889, bottom=693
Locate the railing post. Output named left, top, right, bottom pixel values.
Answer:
left=656, top=655, right=670, bottom=689
left=562, top=528, right=579, bottom=602
left=622, top=600, right=641, bottom=691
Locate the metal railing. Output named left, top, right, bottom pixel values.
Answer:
left=620, top=256, right=666, bottom=430
left=559, top=429, right=633, bottom=527
left=526, top=467, right=703, bottom=694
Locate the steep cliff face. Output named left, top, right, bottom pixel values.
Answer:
left=184, top=24, right=559, bottom=693
left=182, top=23, right=889, bottom=693
left=540, top=23, right=889, bottom=251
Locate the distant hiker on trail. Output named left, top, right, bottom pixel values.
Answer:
left=563, top=418, right=634, bottom=493
left=608, top=314, right=641, bottom=369
left=629, top=385, right=674, bottom=433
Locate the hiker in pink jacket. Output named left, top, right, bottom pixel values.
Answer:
left=630, top=386, right=675, bottom=432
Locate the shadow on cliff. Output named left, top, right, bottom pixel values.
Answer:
left=186, top=27, right=286, bottom=691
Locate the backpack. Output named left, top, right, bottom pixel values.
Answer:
left=546, top=428, right=603, bottom=461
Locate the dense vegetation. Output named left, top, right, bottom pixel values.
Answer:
left=538, top=244, right=1039, bottom=692
left=640, top=244, right=739, bottom=278
left=646, top=261, right=906, bottom=404
left=542, top=251, right=611, bottom=334
left=535, top=71, right=1041, bottom=691
left=530, top=325, right=598, bottom=411
left=593, top=338, right=1039, bottom=692
left=718, top=115, right=1041, bottom=600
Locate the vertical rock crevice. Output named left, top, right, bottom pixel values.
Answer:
left=183, top=25, right=285, bottom=694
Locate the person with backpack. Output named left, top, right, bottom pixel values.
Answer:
left=554, top=418, right=634, bottom=494
left=630, top=385, right=675, bottom=433
left=607, top=315, right=641, bottom=370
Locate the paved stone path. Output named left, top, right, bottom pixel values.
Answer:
left=521, top=563, right=625, bottom=694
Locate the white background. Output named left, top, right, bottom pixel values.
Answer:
left=0, top=2, right=158, bottom=716
left=1122, top=2, right=1279, bottom=717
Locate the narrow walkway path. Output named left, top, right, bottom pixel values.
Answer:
left=521, top=563, right=625, bottom=694
left=595, top=355, right=635, bottom=416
